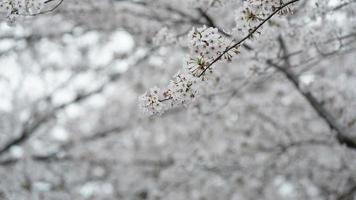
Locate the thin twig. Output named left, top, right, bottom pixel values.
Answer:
left=198, top=0, right=300, bottom=77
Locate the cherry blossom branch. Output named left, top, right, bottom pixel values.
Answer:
left=139, top=0, right=302, bottom=115
left=198, top=0, right=300, bottom=77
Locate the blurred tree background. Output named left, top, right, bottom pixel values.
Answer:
left=0, top=0, right=356, bottom=199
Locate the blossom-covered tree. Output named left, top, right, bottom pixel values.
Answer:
left=0, top=0, right=356, bottom=199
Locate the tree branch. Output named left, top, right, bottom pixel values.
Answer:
left=266, top=36, right=356, bottom=150
left=0, top=47, right=157, bottom=157
left=337, top=184, right=356, bottom=200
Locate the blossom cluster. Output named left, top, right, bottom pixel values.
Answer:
left=234, top=0, right=292, bottom=36
left=140, top=27, right=235, bottom=116
left=187, top=26, right=239, bottom=76
left=139, top=71, right=201, bottom=116
left=0, top=0, right=45, bottom=24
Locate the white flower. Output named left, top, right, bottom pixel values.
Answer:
left=234, top=2, right=263, bottom=37
left=0, top=0, right=14, bottom=16
left=139, top=87, right=167, bottom=116
left=168, top=71, right=199, bottom=105
left=0, top=0, right=46, bottom=24
left=189, top=26, right=226, bottom=61
left=27, top=0, right=46, bottom=14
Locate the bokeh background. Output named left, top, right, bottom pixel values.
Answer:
left=0, top=0, right=356, bottom=199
